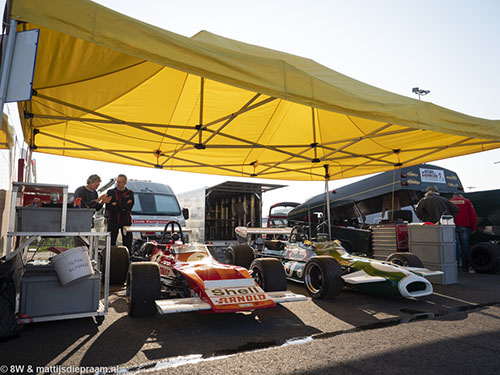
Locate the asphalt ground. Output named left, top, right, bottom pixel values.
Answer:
left=1, top=270, right=500, bottom=375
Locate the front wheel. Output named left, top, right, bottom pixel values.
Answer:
left=102, top=245, right=130, bottom=285
left=386, top=252, right=424, bottom=268
left=127, top=262, right=161, bottom=317
left=250, top=258, right=287, bottom=292
left=304, top=256, right=343, bottom=299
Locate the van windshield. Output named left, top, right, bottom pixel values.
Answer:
left=132, top=193, right=181, bottom=216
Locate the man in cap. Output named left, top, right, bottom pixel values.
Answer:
left=415, top=185, right=459, bottom=224
left=450, top=192, right=477, bottom=272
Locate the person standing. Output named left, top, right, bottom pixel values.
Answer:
left=106, top=174, right=135, bottom=252
left=450, top=192, right=478, bottom=272
left=415, top=186, right=459, bottom=223
left=74, top=174, right=111, bottom=210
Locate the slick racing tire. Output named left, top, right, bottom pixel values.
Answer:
left=469, top=242, right=500, bottom=274
left=224, top=244, right=254, bottom=269
left=102, top=245, right=130, bottom=285
left=304, top=256, right=343, bottom=299
left=250, top=258, right=287, bottom=292
left=386, top=252, right=424, bottom=268
left=127, top=262, right=161, bottom=317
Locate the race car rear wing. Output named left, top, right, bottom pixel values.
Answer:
left=235, top=226, right=292, bottom=239
left=122, top=226, right=192, bottom=235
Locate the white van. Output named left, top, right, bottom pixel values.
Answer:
left=126, top=180, right=188, bottom=228
left=94, top=180, right=188, bottom=248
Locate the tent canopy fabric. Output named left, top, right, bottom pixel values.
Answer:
left=9, top=0, right=500, bottom=181
left=0, top=113, right=15, bottom=149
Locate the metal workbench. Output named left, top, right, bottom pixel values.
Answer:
left=5, top=182, right=110, bottom=324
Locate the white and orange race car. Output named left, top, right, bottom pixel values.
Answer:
left=125, top=221, right=306, bottom=317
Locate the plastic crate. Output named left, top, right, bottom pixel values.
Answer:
left=19, top=270, right=100, bottom=317
left=425, top=262, right=458, bottom=285
left=409, top=242, right=456, bottom=266
left=16, top=207, right=94, bottom=232
left=408, top=224, right=455, bottom=243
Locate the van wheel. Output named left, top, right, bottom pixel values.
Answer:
left=224, top=245, right=254, bottom=269
left=304, top=256, right=343, bottom=299
left=250, top=258, right=287, bottom=292
left=102, top=246, right=130, bottom=285
left=127, top=262, right=161, bottom=317
left=386, top=252, right=424, bottom=268
left=469, top=242, right=500, bottom=273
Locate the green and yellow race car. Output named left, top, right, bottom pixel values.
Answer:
left=227, top=226, right=442, bottom=299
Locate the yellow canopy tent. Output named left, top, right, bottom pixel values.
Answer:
left=8, top=0, right=500, bottom=181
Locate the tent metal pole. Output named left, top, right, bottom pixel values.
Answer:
left=0, top=19, right=17, bottom=130
left=311, top=108, right=319, bottom=162
left=198, top=77, right=204, bottom=146
left=324, top=164, right=332, bottom=241
left=307, top=203, right=312, bottom=240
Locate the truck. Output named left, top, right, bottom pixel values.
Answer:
left=176, top=181, right=284, bottom=258
left=464, top=189, right=500, bottom=273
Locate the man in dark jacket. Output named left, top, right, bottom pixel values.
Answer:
left=415, top=186, right=459, bottom=223
left=106, top=174, right=135, bottom=252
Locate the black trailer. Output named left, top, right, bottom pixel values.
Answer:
left=287, top=164, right=464, bottom=256
left=289, top=163, right=463, bottom=226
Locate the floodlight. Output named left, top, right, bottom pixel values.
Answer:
left=412, top=87, right=430, bottom=100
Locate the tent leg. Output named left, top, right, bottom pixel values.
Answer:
left=324, top=165, right=332, bottom=241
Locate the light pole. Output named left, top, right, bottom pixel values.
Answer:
left=412, top=87, right=430, bottom=100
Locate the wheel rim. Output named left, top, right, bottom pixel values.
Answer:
left=305, top=263, right=323, bottom=295
left=224, top=250, right=234, bottom=264
left=252, top=267, right=264, bottom=288
left=471, top=249, right=489, bottom=267
left=390, top=257, right=407, bottom=267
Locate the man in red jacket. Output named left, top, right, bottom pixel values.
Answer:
left=450, top=192, right=478, bottom=272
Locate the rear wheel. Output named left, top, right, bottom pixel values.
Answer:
left=250, top=258, right=287, bottom=292
left=224, top=244, right=254, bottom=268
left=127, top=262, right=161, bottom=317
left=304, top=256, right=343, bottom=299
left=386, top=252, right=424, bottom=268
left=469, top=242, right=500, bottom=274
left=102, top=245, right=130, bottom=285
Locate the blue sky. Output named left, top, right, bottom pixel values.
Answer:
left=3, top=0, right=500, bottom=212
